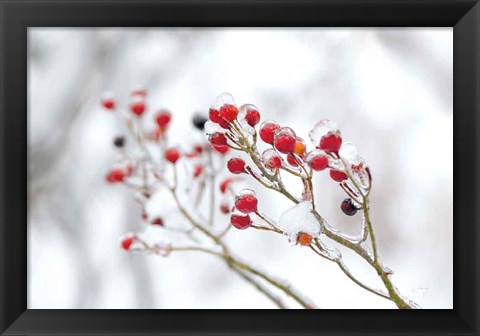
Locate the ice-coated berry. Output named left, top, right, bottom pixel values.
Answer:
left=220, top=203, right=231, bottom=214
left=259, top=120, right=280, bottom=145
left=230, top=213, right=252, bottom=230
left=130, top=101, right=146, bottom=116
left=101, top=97, right=116, bottom=110
left=234, top=189, right=258, bottom=213
left=287, top=153, right=300, bottom=167
left=209, top=108, right=222, bottom=123
left=194, top=145, right=204, bottom=154
left=165, top=148, right=180, bottom=164
left=239, top=104, right=261, bottom=127
left=106, top=168, right=125, bottom=183
left=209, top=132, right=227, bottom=146
left=297, top=232, right=313, bottom=246
left=341, top=198, right=358, bottom=216
left=309, top=120, right=341, bottom=153
left=151, top=217, right=164, bottom=226
left=155, top=110, right=172, bottom=128
left=219, top=104, right=238, bottom=123
left=113, top=136, right=126, bottom=148
left=306, top=150, right=329, bottom=171
left=329, top=169, right=348, bottom=182
left=121, top=235, right=135, bottom=250
left=261, top=149, right=282, bottom=169
left=227, top=157, right=246, bottom=174
left=192, top=114, right=208, bottom=130
left=213, top=145, right=229, bottom=155
left=320, top=133, right=342, bottom=155
left=274, top=127, right=297, bottom=154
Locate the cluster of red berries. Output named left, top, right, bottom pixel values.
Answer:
left=208, top=93, right=368, bottom=226
left=230, top=189, right=258, bottom=230
left=104, top=88, right=232, bottom=252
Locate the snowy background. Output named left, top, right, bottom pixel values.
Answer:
left=28, top=28, right=453, bottom=309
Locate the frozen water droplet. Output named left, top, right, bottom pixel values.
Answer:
left=274, top=127, right=296, bottom=141
left=339, top=142, right=363, bottom=165
left=238, top=104, right=259, bottom=135
left=309, top=120, right=340, bottom=147
left=277, top=201, right=321, bottom=241
left=204, top=121, right=222, bottom=135
left=213, top=92, right=236, bottom=110
left=261, top=148, right=283, bottom=171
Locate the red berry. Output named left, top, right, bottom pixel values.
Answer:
left=311, top=156, right=328, bottom=171
left=209, top=108, right=223, bottom=123
left=235, top=190, right=258, bottom=213
left=227, top=157, right=246, bottom=174
left=130, top=101, right=146, bottom=116
left=106, top=168, right=124, bottom=183
left=165, top=148, right=180, bottom=164
left=194, top=145, right=204, bottom=154
left=266, top=156, right=282, bottom=169
left=220, top=178, right=234, bottom=193
left=218, top=119, right=231, bottom=130
left=213, top=145, right=229, bottom=155
left=274, top=128, right=297, bottom=154
left=341, top=198, right=358, bottom=216
left=230, top=213, right=252, bottom=230
left=220, top=204, right=231, bottom=214
left=219, top=104, right=238, bottom=123
left=329, top=169, right=347, bottom=182
left=193, top=164, right=203, bottom=178
left=245, top=109, right=261, bottom=127
left=270, top=157, right=283, bottom=169
left=151, top=217, right=164, bottom=226
left=209, top=132, right=227, bottom=146
left=259, top=120, right=280, bottom=144
left=298, top=232, right=313, bottom=246
left=261, top=149, right=282, bottom=169
left=307, top=151, right=329, bottom=171
left=286, top=153, right=300, bottom=167
left=155, top=110, right=172, bottom=127
left=320, top=133, right=342, bottom=154
left=121, top=236, right=135, bottom=250
left=101, top=97, right=116, bottom=110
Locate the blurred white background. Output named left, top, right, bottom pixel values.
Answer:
left=28, top=28, right=452, bottom=309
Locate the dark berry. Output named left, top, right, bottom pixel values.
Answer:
left=341, top=198, right=358, bottom=216
left=192, top=114, right=208, bottom=130
left=113, top=136, right=126, bottom=148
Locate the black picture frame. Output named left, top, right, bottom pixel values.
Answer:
left=1, top=0, right=478, bottom=335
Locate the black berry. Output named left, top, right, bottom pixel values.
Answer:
left=192, top=114, right=208, bottom=131
left=341, top=198, right=358, bottom=216
left=113, top=136, right=126, bottom=148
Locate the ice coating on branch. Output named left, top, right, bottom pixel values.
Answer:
left=339, top=142, right=370, bottom=190
left=277, top=201, right=321, bottom=241
left=212, top=92, right=236, bottom=110
left=204, top=121, right=223, bottom=135
left=308, top=119, right=340, bottom=147
left=339, top=142, right=365, bottom=166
